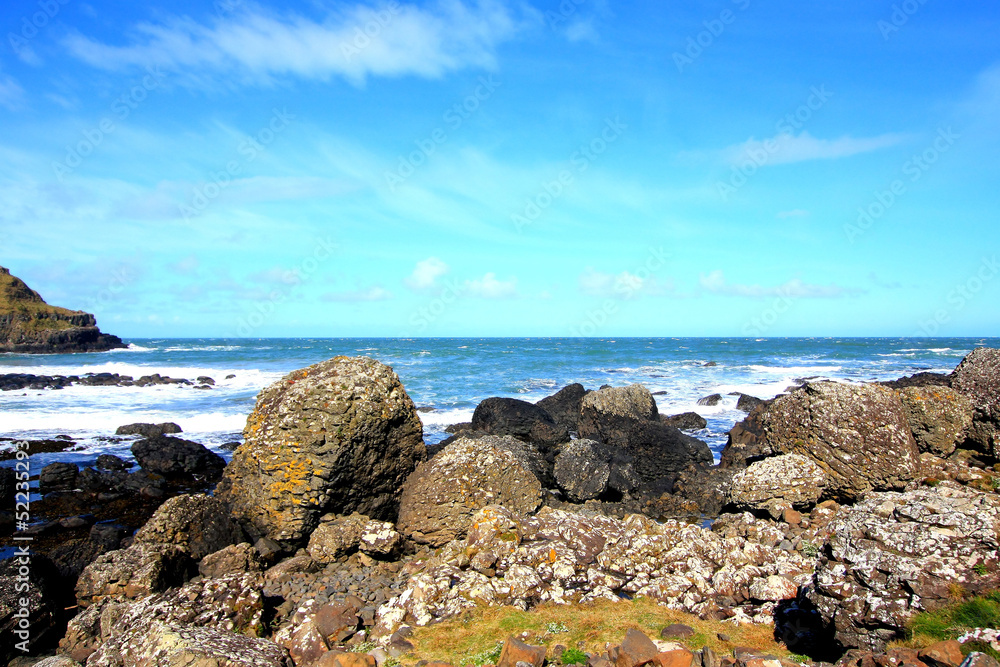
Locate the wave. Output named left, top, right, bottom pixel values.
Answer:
left=749, top=365, right=842, bottom=374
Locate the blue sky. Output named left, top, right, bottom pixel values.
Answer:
left=0, top=0, right=998, bottom=337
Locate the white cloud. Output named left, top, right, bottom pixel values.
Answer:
left=464, top=272, right=517, bottom=298
left=579, top=267, right=673, bottom=299
left=723, top=131, right=905, bottom=167
left=322, top=286, right=393, bottom=301
left=0, top=73, right=25, bottom=111
left=698, top=270, right=863, bottom=299
left=405, top=257, right=448, bottom=290
left=62, top=0, right=532, bottom=87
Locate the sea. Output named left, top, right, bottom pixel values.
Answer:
left=2, top=337, right=997, bottom=475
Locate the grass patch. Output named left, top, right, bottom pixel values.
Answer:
left=405, top=597, right=800, bottom=667
left=895, top=590, right=1000, bottom=660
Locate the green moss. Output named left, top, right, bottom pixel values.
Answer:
left=907, top=590, right=1000, bottom=658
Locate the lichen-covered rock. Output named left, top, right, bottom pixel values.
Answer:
left=950, top=347, right=1000, bottom=458
left=200, top=543, right=264, bottom=579
left=132, top=435, right=226, bottom=480
left=579, top=385, right=713, bottom=490
left=216, top=357, right=425, bottom=548
left=537, top=383, right=589, bottom=432
left=376, top=504, right=813, bottom=634
left=307, top=513, right=403, bottom=562
left=553, top=439, right=640, bottom=502
left=726, top=454, right=828, bottom=518
left=807, top=482, right=1000, bottom=652
left=116, top=422, right=183, bottom=437
left=76, top=543, right=191, bottom=607
left=134, top=494, right=243, bottom=560
left=89, top=622, right=287, bottom=667
left=471, top=397, right=569, bottom=447
left=77, top=572, right=270, bottom=665
left=660, top=412, right=707, bottom=430
left=722, top=381, right=919, bottom=501
left=898, top=386, right=974, bottom=456
left=396, top=438, right=543, bottom=546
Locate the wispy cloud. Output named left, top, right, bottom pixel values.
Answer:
left=62, top=0, right=533, bottom=87
left=405, top=257, right=449, bottom=290
left=722, top=131, right=905, bottom=166
left=0, top=72, right=25, bottom=111
left=578, top=268, right=674, bottom=299
left=464, top=272, right=517, bottom=298
left=321, top=285, right=393, bottom=301
left=698, top=270, right=864, bottom=298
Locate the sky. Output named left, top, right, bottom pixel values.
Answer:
left=0, top=0, right=998, bottom=338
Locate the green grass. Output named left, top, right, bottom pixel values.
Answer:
left=902, top=590, right=1000, bottom=660
left=560, top=648, right=588, bottom=665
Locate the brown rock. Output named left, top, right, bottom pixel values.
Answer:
left=497, top=637, right=546, bottom=667
left=320, top=654, right=376, bottom=667
left=76, top=543, right=190, bottom=606
left=650, top=651, right=695, bottom=667
left=199, top=543, right=263, bottom=578
left=288, top=617, right=330, bottom=666
left=918, top=641, right=963, bottom=667
left=615, top=629, right=659, bottom=667
left=314, top=603, right=360, bottom=643
left=950, top=347, right=1000, bottom=458
left=660, top=624, right=695, bottom=640
left=134, top=493, right=243, bottom=560
left=898, top=386, right=974, bottom=456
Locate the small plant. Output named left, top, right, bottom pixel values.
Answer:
left=383, top=659, right=400, bottom=667
left=546, top=621, right=569, bottom=634
left=560, top=648, right=588, bottom=665
left=467, top=641, right=504, bottom=666
left=974, top=563, right=989, bottom=576
left=350, top=641, right=378, bottom=653
left=801, top=541, right=820, bottom=558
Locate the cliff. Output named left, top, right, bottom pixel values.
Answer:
left=0, top=266, right=126, bottom=353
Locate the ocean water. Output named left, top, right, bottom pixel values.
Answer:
left=1, top=337, right=997, bottom=474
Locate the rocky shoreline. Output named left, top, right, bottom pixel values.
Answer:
left=2, top=349, right=999, bottom=667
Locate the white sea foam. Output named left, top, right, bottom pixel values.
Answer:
left=748, top=365, right=842, bottom=374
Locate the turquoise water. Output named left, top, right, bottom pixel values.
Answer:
left=1, top=337, right=996, bottom=470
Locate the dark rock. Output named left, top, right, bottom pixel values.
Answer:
left=444, top=422, right=473, bottom=434
left=132, top=435, right=225, bottom=480
left=196, top=376, right=215, bottom=385
left=660, top=624, right=695, bottom=639
left=735, top=394, right=764, bottom=412
left=472, top=397, right=569, bottom=447
left=76, top=543, right=191, bottom=606
left=721, top=381, right=920, bottom=502
left=697, top=394, right=722, bottom=406
left=950, top=347, right=1000, bottom=459
left=660, top=412, right=707, bottom=430
left=216, top=356, right=425, bottom=548
left=0, top=555, right=63, bottom=662
left=579, top=385, right=713, bottom=490
left=553, top=439, right=639, bottom=502
left=537, top=383, right=589, bottom=432
left=881, top=371, right=952, bottom=390
left=90, top=522, right=129, bottom=550
left=199, top=543, right=263, bottom=578
left=95, top=454, right=131, bottom=471
left=115, top=422, right=183, bottom=437
left=39, top=461, right=79, bottom=493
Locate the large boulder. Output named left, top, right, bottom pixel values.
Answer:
left=132, top=435, right=226, bottom=480
left=76, top=543, right=191, bottom=607
left=808, top=482, right=1000, bottom=652
left=897, top=386, right=974, bottom=456
left=216, top=356, right=426, bottom=547
left=471, top=397, right=569, bottom=447
left=90, top=624, right=288, bottom=667
left=950, top=347, right=1000, bottom=458
left=536, top=383, right=589, bottom=432
left=134, top=494, right=243, bottom=560
left=396, top=437, right=543, bottom=546
left=553, top=439, right=640, bottom=502
left=39, top=461, right=79, bottom=493
left=660, top=412, right=707, bottom=430
left=578, top=385, right=713, bottom=489
left=725, top=453, right=828, bottom=518
left=721, top=382, right=920, bottom=502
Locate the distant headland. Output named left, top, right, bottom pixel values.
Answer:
left=0, top=266, right=125, bottom=354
